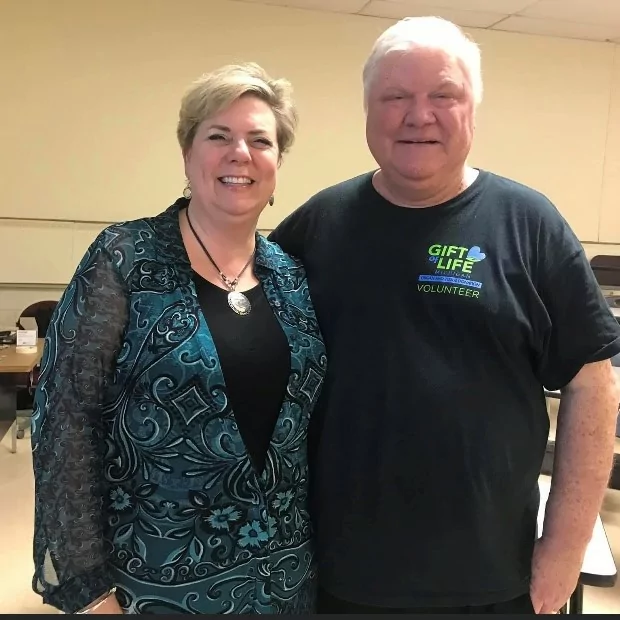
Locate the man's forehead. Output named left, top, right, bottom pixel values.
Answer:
left=374, top=48, right=463, bottom=77
left=377, top=66, right=464, bottom=87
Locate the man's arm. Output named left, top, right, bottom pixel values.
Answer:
left=530, top=359, right=620, bottom=613
left=267, top=207, right=307, bottom=259
left=548, top=359, right=619, bottom=546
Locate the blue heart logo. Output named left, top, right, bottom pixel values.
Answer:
left=466, top=246, right=486, bottom=262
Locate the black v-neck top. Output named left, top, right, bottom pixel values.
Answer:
left=193, top=273, right=291, bottom=472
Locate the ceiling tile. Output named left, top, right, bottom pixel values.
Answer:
left=232, top=0, right=369, bottom=13
left=359, top=1, right=507, bottom=27
left=520, top=0, right=620, bottom=28
left=381, top=0, right=537, bottom=13
left=490, top=15, right=620, bottom=42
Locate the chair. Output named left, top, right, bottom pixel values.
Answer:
left=16, top=300, right=57, bottom=338
left=590, top=255, right=620, bottom=325
left=590, top=254, right=620, bottom=292
left=14, top=300, right=57, bottom=439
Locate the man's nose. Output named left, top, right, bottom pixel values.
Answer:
left=403, top=98, right=435, bottom=126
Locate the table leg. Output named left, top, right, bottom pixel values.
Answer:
left=0, top=373, right=18, bottom=453
left=11, top=419, right=17, bottom=453
left=569, top=584, right=584, bottom=614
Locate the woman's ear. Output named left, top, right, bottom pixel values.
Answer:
left=183, top=148, right=191, bottom=176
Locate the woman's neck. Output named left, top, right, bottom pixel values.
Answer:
left=185, top=199, right=257, bottom=264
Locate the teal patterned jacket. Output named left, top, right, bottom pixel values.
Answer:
left=30, top=199, right=327, bottom=614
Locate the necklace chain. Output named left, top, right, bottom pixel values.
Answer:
left=185, top=209, right=255, bottom=292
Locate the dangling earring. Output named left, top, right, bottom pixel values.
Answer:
left=183, top=179, right=192, bottom=200
left=268, top=195, right=275, bottom=207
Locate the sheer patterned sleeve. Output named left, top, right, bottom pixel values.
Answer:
left=30, top=234, right=129, bottom=613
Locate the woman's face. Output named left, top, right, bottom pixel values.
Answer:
left=184, top=95, right=279, bottom=220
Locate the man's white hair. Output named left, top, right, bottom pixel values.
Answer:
left=362, top=16, right=483, bottom=110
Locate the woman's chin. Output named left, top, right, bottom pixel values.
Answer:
left=217, top=198, right=268, bottom=219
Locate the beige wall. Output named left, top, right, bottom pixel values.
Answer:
left=2, top=0, right=620, bottom=326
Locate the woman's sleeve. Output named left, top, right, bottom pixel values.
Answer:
left=30, top=233, right=129, bottom=613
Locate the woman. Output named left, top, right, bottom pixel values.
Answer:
left=30, top=63, right=326, bottom=615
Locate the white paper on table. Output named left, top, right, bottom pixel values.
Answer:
left=16, top=329, right=37, bottom=347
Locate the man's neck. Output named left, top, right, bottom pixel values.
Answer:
left=372, top=166, right=479, bottom=208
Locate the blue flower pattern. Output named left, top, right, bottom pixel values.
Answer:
left=238, top=521, right=269, bottom=549
left=272, top=490, right=294, bottom=514
left=110, top=488, right=132, bottom=512
left=207, top=506, right=242, bottom=531
left=30, top=200, right=326, bottom=614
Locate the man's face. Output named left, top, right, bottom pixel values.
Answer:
left=365, top=46, right=475, bottom=193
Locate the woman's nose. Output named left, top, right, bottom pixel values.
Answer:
left=228, top=139, right=251, bottom=162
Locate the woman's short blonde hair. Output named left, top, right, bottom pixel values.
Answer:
left=177, top=62, right=298, bottom=160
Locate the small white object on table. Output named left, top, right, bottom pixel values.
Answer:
left=16, top=328, right=37, bottom=351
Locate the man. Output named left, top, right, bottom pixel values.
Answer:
left=269, top=15, right=620, bottom=615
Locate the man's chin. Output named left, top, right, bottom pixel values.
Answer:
left=391, top=165, right=440, bottom=184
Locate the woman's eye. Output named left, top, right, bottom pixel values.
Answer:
left=255, top=138, right=273, bottom=147
left=208, top=134, right=226, bottom=141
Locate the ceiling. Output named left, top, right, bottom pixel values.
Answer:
left=234, top=0, right=620, bottom=43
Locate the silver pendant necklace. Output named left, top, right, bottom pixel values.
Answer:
left=186, top=209, right=255, bottom=316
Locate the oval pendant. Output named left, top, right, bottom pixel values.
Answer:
left=228, top=291, right=251, bottom=315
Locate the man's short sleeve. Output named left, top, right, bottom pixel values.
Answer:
left=536, top=246, right=620, bottom=391
left=268, top=202, right=314, bottom=260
